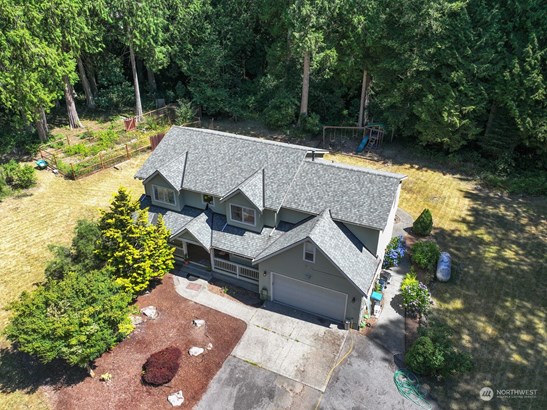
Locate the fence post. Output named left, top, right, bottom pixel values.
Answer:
left=53, top=154, right=58, bottom=168
left=322, top=127, right=326, bottom=148
left=70, top=163, right=75, bottom=180
left=66, top=135, right=70, bottom=146
left=125, top=144, right=130, bottom=159
left=40, top=150, right=44, bottom=159
left=100, top=152, right=104, bottom=169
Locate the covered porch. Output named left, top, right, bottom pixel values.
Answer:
left=171, top=238, right=259, bottom=285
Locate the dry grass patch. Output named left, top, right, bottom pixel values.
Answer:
left=0, top=154, right=147, bottom=408
left=327, top=152, right=547, bottom=410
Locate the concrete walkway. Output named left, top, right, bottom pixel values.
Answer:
left=368, top=208, right=414, bottom=356
left=173, top=275, right=347, bottom=392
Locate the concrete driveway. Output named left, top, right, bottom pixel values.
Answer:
left=174, top=275, right=347, bottom=402
left=320, top=332, right=431, bottom=410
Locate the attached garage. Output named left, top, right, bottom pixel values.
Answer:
left=271, top=273, right=347, bottom=322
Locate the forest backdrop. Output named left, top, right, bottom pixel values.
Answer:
left=0, top=0, right=545, bottom=174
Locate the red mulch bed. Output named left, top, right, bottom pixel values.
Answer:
left=47, top=274, right=246, bottom=410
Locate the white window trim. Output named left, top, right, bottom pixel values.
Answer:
left=229, top=204, right=256, bottom=227
left=202, top=194, right=215, bottom=207
left=303, top=242, right=316, bottom=263
left=152, top=184, right=177, bottom=206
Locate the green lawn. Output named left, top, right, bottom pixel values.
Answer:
left=327, top=152, right=547, bottom=410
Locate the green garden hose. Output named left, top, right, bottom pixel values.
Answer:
left=394, top=369, right=432, bottom=410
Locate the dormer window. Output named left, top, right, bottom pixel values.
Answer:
left=230, top=204, right=256, bottom=226
left=303, top=242, right=315, bottom=263
left=153, top=185, right=176, bottom=205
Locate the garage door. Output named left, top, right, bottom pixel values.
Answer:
left=271, top=273, right=347, bottom=322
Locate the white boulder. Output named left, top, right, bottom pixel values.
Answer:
left=189, top=347, right=205, bottom=356
left=168, top=391, right=185, bottom=407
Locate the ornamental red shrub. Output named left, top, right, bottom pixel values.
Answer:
left=142, top=346, right=182, bottom=385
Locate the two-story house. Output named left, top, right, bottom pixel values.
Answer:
left=135, top=126, right=405, bottom=328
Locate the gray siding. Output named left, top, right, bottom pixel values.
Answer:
left=263, top=209, right=276, bottom=227
left=226, top=193, right=263, bottom=233
left=344, top=224, right=380, bottom=256
left=278, top=208, right=313, bottom=224
left=258, top=243, right=363, bottom=324
left=145, top=174, right=183, bottom=211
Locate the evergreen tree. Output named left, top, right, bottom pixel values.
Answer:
left=97, top=187, right=174, bottom=294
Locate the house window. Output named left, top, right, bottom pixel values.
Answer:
left=202, top=194, right=214, bottom=206
left=230, top=204, right=256, bottom=226
left=153, top=185, right=176, bottom=205
left=304, top=242, right=315, bottom=263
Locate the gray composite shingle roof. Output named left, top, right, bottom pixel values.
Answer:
left=221, top=168, right=264, bottom=211
left=154, top=152, right=187, bottom=190
left=175, top=208, right=213, bottom=250
left=282, top=159, right=404, bottom=230
left=135, top=126, right=404, bottom=229
left=135, top=127, right=309, bottom=210
left=211, top=215, right=292, bottom=258
left=255, top=210, right=379, bottom=294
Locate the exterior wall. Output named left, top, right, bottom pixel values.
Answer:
left=263, top=209, right=276, bottom=227
left=376, top=183, right=401, bottom=261
left=144, top=174, right=183, bottom=211
left=258, top=243, right=363, bottom=325
left=225, top=192, right=263, bottom=233
left=277, top=208, right=313, bottom=224
left=344, top=223, right=381, bottom=256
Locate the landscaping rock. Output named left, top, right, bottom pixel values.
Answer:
left=193, top=319, right=205, bottom=328
left=206, top=343, right=213, bottom=351
left=168, top=391, right=185, bottom=407
left=130, top=315, right=144, bottom=326
left=189, top=347, right=204, bottom=356
left=141, top=306, right=159, bottom=319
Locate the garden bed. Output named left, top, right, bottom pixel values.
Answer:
left=47, top=274, right=246, bottom=409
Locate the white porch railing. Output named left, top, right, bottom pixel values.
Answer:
left=213, top=258, right=259, bottom=283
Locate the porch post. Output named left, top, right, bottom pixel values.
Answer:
left=209, top=248, right=215, bottom=272
left=182, top=241, right=188, bottom=256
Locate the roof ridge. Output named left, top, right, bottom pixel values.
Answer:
left=309, top=158, right=405, bottom=180
left=175, top=126, right=325, bottom=152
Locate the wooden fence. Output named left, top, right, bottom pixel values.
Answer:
left=39, top=133, right=163, bottom=180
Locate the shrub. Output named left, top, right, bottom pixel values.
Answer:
left=142, top=346, right=182, bottom=385
left=263, top=93, right=297, bottom=129
left=401, top=277, right=431, bottom=318
left=412, top=241, right=441, bottom=272
left=405, top=322, right=473, bottom=377
left=383, top=235, right=406, bottom=268
left=401, top=269, right=418, bottom=290
left=298, top=113, right=321, bottom=136
left=4, top=268, right=133, bottom=368
left=1, top=160, right=36, bottom=189
left=175, top=99, right=197, bottom=125
left=413, top=209, right=433, bottom=236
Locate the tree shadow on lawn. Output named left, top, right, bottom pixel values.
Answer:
left=424, top=188, right=547, bottom=409
left=0, top=348, right=86, bottom=395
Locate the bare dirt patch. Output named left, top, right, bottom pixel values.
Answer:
left=48, top=274, right=246, bottom=410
